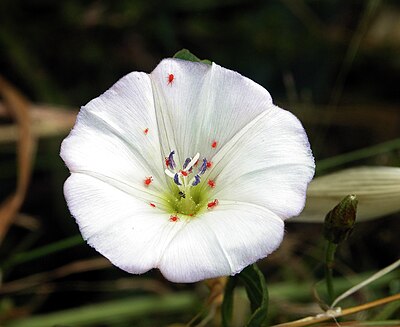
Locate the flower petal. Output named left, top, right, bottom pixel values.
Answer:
left=60, top=72, right=166, bottom=203
left=207, top=106, right=315, bottom=220
left=296, top=166, right=400, bottom=223
left=150, top=59, right=273, bottom=162
left=64, top=173, right=185, bottom=274
left=151, top=59, right=314, bottom=219
left=159, top=201, right=284, bottom=283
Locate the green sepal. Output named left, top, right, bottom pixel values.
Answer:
left=173, top=49, right=212, bottom=65
left=221, top=264, right=269, bottom=327
left=324, top=194, right=358, bottom=244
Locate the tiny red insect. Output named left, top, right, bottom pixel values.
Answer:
left=208, top=180, right=216, bottom=188
left=169, top=215, right=179, bottom=222
left=180, top=170, right=188, bottom=177
left=206, top=161, right=212, bottom=168
left=211, top=140, right=217, bottom=148
left=207, top=199, right=219, bottom=209
left=144, top=176, right=153, bottom=186
left=144, top=128, right=149, bottom=135
left=150, top=203, right=156, bottom=208
left=165, top=157, right=170, bottom=167
left=167, top=74, right=174, bottom=85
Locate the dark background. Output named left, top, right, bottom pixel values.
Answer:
left=0, top=0, right=399, bottom=326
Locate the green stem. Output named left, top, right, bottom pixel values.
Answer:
left=325, top=241, right=338, bottom=304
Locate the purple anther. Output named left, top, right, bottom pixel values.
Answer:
left=173, top=173, right=181, bottom=186
left=183, top=157, right=191, bottom=170
left=198, top=158, right=208, bottom=175
left=168, top=150, right=176, bottom=170
left=192, top=175, right=201, bottom=186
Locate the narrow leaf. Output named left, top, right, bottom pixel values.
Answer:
left=239, top=264, right=269, bottom=327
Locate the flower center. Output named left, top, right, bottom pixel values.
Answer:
left=164, top=150, right=211, bottom=216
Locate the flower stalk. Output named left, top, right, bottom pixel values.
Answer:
left=325, top=241, right=338, bottom=303
left=323, top=194, right=358, bottom=303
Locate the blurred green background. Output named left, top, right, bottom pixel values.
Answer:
left=0, top=0, right=399, bottom=326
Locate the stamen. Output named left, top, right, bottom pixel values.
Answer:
left=165, top=169, right=175, bottom=178
left=211, top=140, right=218, bottom=148
left=144, top=176, right=153, bottom=186
left=174, top=173, right=182, bottom=186
left=192, top=175, right=201, bottom=186
left=208, top=179, right=216, bottom=188
left=198, top=158, right=208, bottom=175
left=150, top=203, right=156, bottom=208
left=169, top=215, right=179, bottom=222
left=185, top=153, right=200, bottom=172
left=168, top=150, right=176, bottom=170
left=207, top=199, right=219, bottom=209
left=144, top=128, right=149, bottom=135
left=182, top=158, right=192, bottom=170
left=163, top=151, right=208, bottom=191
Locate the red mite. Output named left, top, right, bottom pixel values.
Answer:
left=207, top=199, right=219, bottom=209
left=150, top=203, right=156, bottom=208
left=206, top=161, right=212, bottom=168
left=180, top=170, right=188, bottom=177
left=168, top=74, right=174, bottom=85
left=169, top=215, right=179, bottom=222
left=211, top=140, right=217, bottom=148
left=208, top=180, right=216, bottom=188
left=144, top=128, right=149, bottom=135
left=165, top=157, right=170, bottom=167
left=144, top=176, right=153, bottom=186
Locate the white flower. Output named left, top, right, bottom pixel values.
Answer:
left=60, top=58, right=315, bottom=283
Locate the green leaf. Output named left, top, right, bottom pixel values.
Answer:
left=173, top=49, right=212, bottom=65
left=239, top=264, right=269, bottom=326
left=221, top=264, right=269, bottom=327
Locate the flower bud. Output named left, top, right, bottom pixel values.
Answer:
left=323, top=194, right=358, bottom=244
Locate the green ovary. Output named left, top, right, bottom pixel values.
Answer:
left=177, top=196, right=197, bottom=215
left=164, top=184, right=209, bottom=217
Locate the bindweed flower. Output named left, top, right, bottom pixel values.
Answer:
left=60, top=58, right=315, bottom=283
